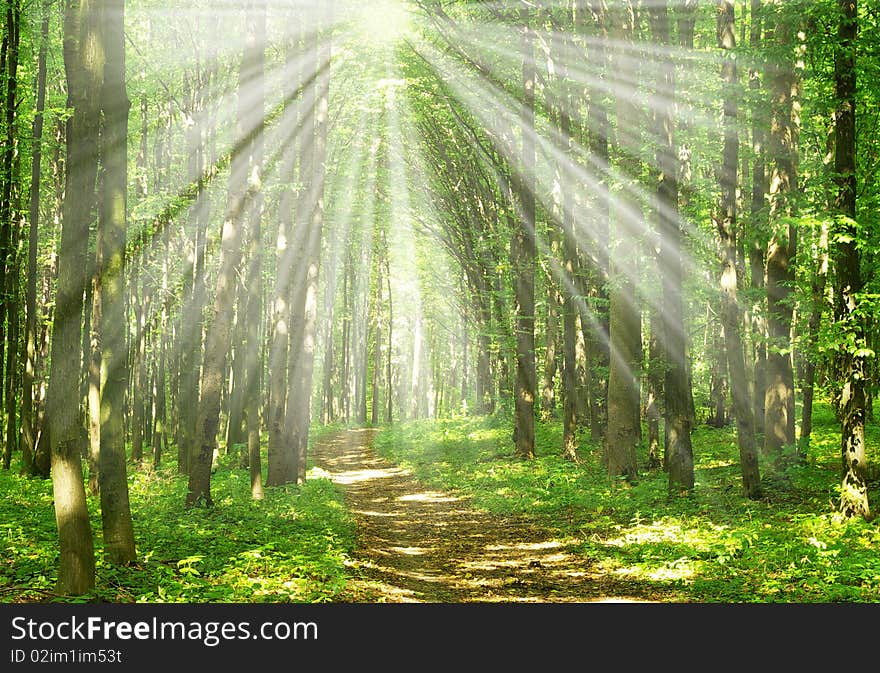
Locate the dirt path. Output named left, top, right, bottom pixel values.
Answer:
left=311, top=428, right=668, bottom=603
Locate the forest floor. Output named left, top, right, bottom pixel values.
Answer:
left=311, top=428, right=678, bottom=603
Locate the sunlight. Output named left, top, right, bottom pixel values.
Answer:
left=349, top=0, right=414, bottom=47
left=12, top=0, right=873, bottom=613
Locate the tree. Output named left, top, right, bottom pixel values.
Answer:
left=186, top=0, right=260, bottom=507
left=833, top=0, right=870, bottom=519
left=286, top=0, right=333, bottom=484
left=96, top=0, right=136, bottom=562
left=762, top=1, right=799, bottom=468
left=48, top=0, right=103, bottom=594
left=717, top=0, right=761, bottom=498
left=242, top=0, right=267, bottom=501
left=21, top=0, right=51, bottom=476
left=649, top=0, right=694, bottom=492
left=605, top=0, right=642, bottom=481
left=512, top=5, right=537, bottom=460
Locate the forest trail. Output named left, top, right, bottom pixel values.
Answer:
left=311, top=429, right=668, bottom=603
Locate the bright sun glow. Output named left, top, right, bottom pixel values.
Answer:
left=353, top=0, right=414, bottom=46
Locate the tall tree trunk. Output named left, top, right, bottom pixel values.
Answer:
left=287, top=2, right=332, bottom=484
left=763, top=3, right=798, bottom=467
left=385, top=241, right=393, bottom=423
left=749, top=0, right=769, bottom=436
left=585, top=1, right=610, bottom=445
left=49, top=0, right=103, bottom=594
left=512, top=6, right=536, bottom=460
left=96, top=0, right=136, bottom=563
left=226, top=301, right=247, bottom=454
left=0, top=0, right=22, bottom=470
left=243, top=0, right=266, bottom=500
left=186, top=1, right=258, bottom=506
left=87, top=269, right=101, bottom=495
left=650, top=1, right=694, bottom=492
left=370, top=236, right=382, bottom=426
left=559, top=44, right=579, bottom=461
left=833, top=0, right=869, bottom=519
left=717, top=0, right=761, bottom=498
left=265, top=27, right=304, bottom=487
left=605, top=0, right=642, bottom=481
left=21, top=0, right=51, bottom=475
left=153, top=223, right=169, bottom=469
left=799, top=220, right=829, bottom=450
left=340, top=248, right=352, bottom=423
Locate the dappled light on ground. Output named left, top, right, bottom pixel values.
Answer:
left=312, top=429, right=669, bottom=603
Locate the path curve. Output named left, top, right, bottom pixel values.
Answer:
left=311, top=428, right=661, bottom=603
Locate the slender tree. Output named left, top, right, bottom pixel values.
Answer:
left=48, top=0, right=103, bottom=593
left=96, top=0, right=136, bottom=563
left=243, top=0, right=266, bottom=500
left=21, top=0, right=51, bottom=475
left=763, top=2, right=799, bottom=467
left=605, top=0, right=642, bottom=482
left=717, top=0, right=761, bottom=498
left=512, top=5, right=537, bottom=460
left=186, top=0, right=259, bottom=506
left=833, top=0, right=870, bottom=519
left=649, top=0, right=694, bottom=491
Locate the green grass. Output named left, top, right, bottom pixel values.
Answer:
left=372, top=402, right=880, bottom=602
left=0, top=449, right=357, bottom=604
left=5, top=400, right=879, bottom=603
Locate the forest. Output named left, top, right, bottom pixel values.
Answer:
left=1, top=0, right=879, bottom=605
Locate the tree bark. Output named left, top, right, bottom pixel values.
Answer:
left=96, top=0, right=137, bottom=563
left=1, top=0, right=21, bottom=470
left=749, top=0, right=769, bottom=436
left=649, top=1, right=694, bottom=492
left=833, top=0, right=869, bottom=519
left=243, top=0, right=266, bottom=500
left=286, top=1, right=332, bottom=484
left=21, top=0, right=51, bottom=475
left=49, top=0, right=103, bottom=593
left=186, top=1, right=258, bottom=506
left=717, top=0, right=762, bottom=498
left=763, top=3, right=798, bottom=467
left=512, top=6, right=536, bottom=460
left=605, top=0, right=642, bottom=481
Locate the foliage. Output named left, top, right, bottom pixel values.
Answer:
left=0, top=452, right=357, bottom=603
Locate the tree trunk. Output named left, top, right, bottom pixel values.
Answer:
left=96, top=0, right=136, bottom=563
left=48, top=0, right=103, bottom=594
left=717, top=0, right=762, bottom=498
left=1, top=0, right=22, bottom=470
left=0, top=0, right=21, bottom=449
left=130, top=246, right=145, bottom=464
left=21, top=0, right=51, bottom=475
left=605, top=0, right=642, bottom=481
left=243, top=0, right=266, bottom=501
left=286, top=1, right=332, bottom=484
left=585, top=1, right=610, bottom=446
left=650, top=1, right=693, bottom=492
left=186, top=1, right=257, bottom=506
left=749, top=0, right=769, bottom=436
left=800, top=221, right=829, bottom=450
left=512, top=6, right=536, bottom=460
left=763, top=4, right=798, bottom=467
left=559, top=67, right=579, bottom=462
left=833, top=0, right=869, bottom=519
left=265, top=28, right=304, bottom=487
left=541, top=265, right=560, bottom=420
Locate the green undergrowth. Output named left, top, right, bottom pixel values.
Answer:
left=0, top=450, right=356, bottom=604
left=373, top=402, right=880, bottom=602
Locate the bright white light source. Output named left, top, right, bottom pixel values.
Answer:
left=354, top=0, right=413, bottom=46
